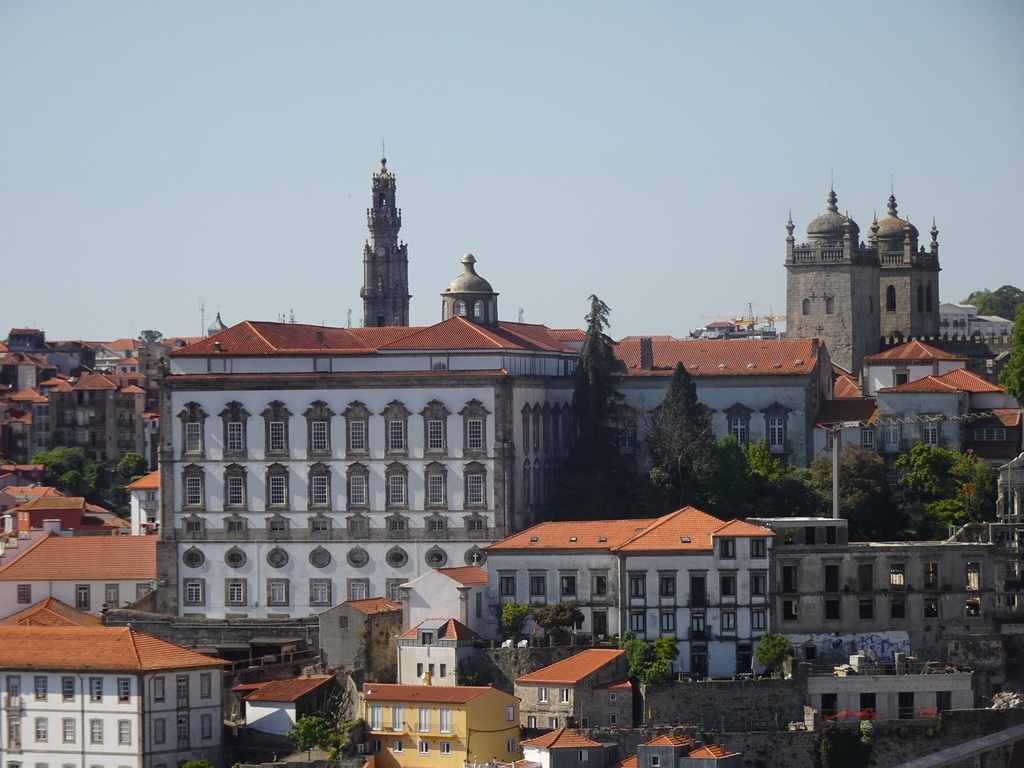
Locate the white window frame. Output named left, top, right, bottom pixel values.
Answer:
left=467, top=474, right=484, bottom=504
left=428, top=474, right=445, bottom=505
left=310, top=420, right=329, bottom=452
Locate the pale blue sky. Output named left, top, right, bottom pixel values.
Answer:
left=1, top=1, right=1022, bottom=341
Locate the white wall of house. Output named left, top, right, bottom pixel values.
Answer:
left=245, top=700, right=298, bottom=735
left=0, top=578, right=155, bottom=619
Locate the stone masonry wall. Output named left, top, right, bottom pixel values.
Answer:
left=641, top=679, right=806, bottom=731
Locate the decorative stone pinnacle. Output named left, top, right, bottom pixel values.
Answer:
left=826, top=190, right=839, bottom=213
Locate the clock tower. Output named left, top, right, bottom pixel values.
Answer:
left=360, top=157, right=411, bottom=327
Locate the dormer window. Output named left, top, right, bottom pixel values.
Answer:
left=420, top=631, right=435, bottom=646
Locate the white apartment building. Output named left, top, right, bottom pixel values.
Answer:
left=0, top=625, right=225, bottom=768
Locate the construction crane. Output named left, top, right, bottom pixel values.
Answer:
left=817, top=410, right=1000, bottom=520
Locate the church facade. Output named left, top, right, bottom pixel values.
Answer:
left=786, top=190, right=941, bottom=375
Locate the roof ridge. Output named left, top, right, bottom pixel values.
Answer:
left=125, top=627, right=145, bottom=668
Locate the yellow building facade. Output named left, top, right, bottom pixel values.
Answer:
left=363, top=683, right=521, bottom=768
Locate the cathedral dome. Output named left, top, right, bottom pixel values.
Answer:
left=445, top=253, right=494, bottom=294
left=806, top=189, right=859, bottom=241
left=874, top=194, right=919, bottom=239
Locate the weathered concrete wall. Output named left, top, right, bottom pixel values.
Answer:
left=464, top=645, right=586, bottom=694
left=104, top=607, right=320, bottom=650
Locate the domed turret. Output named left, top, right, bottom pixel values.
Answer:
left=441, top=254, right=499, bottom=327
left=207, top=312, right=228, bottom=337
left=806, top=189, right=860, bottom=243
left=874, top=194, right=919, bottom=240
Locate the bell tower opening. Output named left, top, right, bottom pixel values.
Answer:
left=360, top=157, right=411, bottom=327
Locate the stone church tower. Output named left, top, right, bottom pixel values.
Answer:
left=786, top=189, right=940, bottom=376
left=360, top=157, right=411, bottom=327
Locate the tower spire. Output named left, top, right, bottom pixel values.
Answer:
left=360, top=156, right=411, bottom=327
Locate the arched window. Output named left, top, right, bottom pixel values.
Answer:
left=825, top=297, right=835, bottom=315
left=886, top=285, right=896, bottom=312
left=802, top=298, right=810, bottom=316
left=454, top=300, right=467, bottom=317
left=473, top=300, right=483, bottom=320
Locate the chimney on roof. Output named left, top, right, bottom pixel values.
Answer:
left=640, top=338, right=653, bottom=372
left=213, top=341, right=221, bottom=353
left=811, top=339, right=819, bottom=357
left=316, top=331, right=324, bottom=345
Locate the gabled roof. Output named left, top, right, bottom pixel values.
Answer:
left=521, top=728, right=601, bottom=749
left=126, top=471, right=160, bottom=490
left=362, top=683, right=496, bottom=703
left=613, top=338, right=823, bottom=376
left=485, top=518, right=656, bottom=552
left=515, top=649, right=625, bottom=685
left=610, top=757, right=638, bottom=768
left=399, top=617, right=479, bottom=641
left=438, top=565, right=488, bottom=586
left=0, top=597, right=102, bottom=627
left=72, top=372, right=118, bottom=390
left=342, top=597, right=402, bottom=615
left=379, top=318, right=577, bottom=354
left=643, top=734, right=693, bottom=747
left=16, top=496, right=87, bottom=511
left=687, top=745, right=735, bottom=758
left=833, top=370, right=860, bottom=399
left=0, top=626, right=225, bottom=670
left=615, top=508, right=773, bottom=553
left=243, top=675, right=335, bottom=702
left=863, top=340, right=967, bottom=363
left=0, top=535, right=156, bottom=581
left=879, top=368, right=1006, bottom=394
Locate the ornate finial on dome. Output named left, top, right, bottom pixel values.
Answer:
left=931, top=217, right=939, bottom=242
left=786, top=212, right=795, bottom=237
left=887, top=194, right=898, bottom=218
left=826, top=189, right=839, bottom=213
left=462, top=252, right=477, bottom=269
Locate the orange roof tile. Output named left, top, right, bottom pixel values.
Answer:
left=400, top=618, right=479, bottom=641
left=863, top=340, right=967, bottom=362
left=0, top=535, right=156, bottom=581
left=616, top=508, right=773, bottom=552
left=521, top=728, right=601, bottom=749
left=244, top=675, right=335, bottom=702
left=16, top=496, right=86, bottom=511
left=816, top=398, right=878, bottom=426
left=1, top=486, right=63, bottom=498
left=0, top=626, right=225, bottom=670
left=713, top=519, right=777, bottom=538
left=643, top=734, right=693, bottom=747
left=516, top=649, right=625, bottom=685
left=343, top=597, right=402, bottom=615
left=485, top=519, right=656, bottom=552
left=362, top=683, right=496, bottom=703
left=614, top=338, right=824, bottom=376
left=0, top=597, right=102, bottom=627
left=610, top=757, right=638, bottom=768
left=126, top=471, right=160, bottom=490
left=594, top=679, right=631, bottom=690
left=879, top=368, right=1006, bottom=394
left=439, top=565, right=488, bottom=586
left=833, top=372, right=860, bottom=399
left=687, top=745, right=734, bottom=758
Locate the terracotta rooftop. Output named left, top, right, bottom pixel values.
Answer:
left=0, top=626, right=225, bottom=670
left=643, top=734, right=693, bottom=747
left=16, top=496, right=87, bottom=511
left=594, top=678, right=631, bottom=690
left=609, top=757, right=638, bottom=768
left=343, top=597, right=402, bottom=615
left=816, top=398, right=878, bottom=426
left=126, top=471, right=160, bottom=490
left=687, top=745, right=735, bottom=758
left=613, top=338, right=824, bottom=376
left=521, top=728, right=601, bottom=749
left=0, top=597, right=102, bottom=627
left=438, top=565, right=488, bottom=586
left=833, top=371, right=860, bottom=399
left=243, top=675, right=335, bottom=702
left=485, top=518, right=657, bottom=552
left=879, top=368, right=1006, bottom=394
left=362, top=683, right=497, bottom=704
left=400, top=618, right=479, bottom=641
left=516, top=649, right=625, bottom=685
left=863, top=340, right=967, bottom=363
left=0, top=535, right=156, bottom=581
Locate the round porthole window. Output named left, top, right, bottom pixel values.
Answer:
left=225, top=548, right=246, bottom=568
left=425, top=546, right=448, bottom=568
left=309, top=547, right=331, bottom=568
left=347, top=547, right=369, bottom=568
left=183, top=548, right=205, bottom=568
left=266, top=547, right=289, bottom=568
left=464, top=547, right=486, bottom=566
left=386, top=547, right=408, bottom=568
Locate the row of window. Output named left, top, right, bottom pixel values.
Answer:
left=180, top=399, right=489, bottom=458
left=8, top=717, right=133, bottom=746
left=781, top=595, right=983, bottom=621
left=797, top=283, right=935, bottom=317
left=628, top=608, right=767, bottom=636
left=368, top=704, right=516, bottom=732
left=15, top=583, right=153, bottom=611
left=781, top=561, right=980, bottom=594
left=181, top=511, right=488, bottom=538
left=500, top=568, right=768, bottom=602
left=181, top=463, right=488, bottom=510
left=182, top=576, right=423, bottom=607
left=368, top=738, right=517, bottom=757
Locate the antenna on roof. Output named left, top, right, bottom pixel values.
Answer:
left=199, top=301, right=206, bottom=338
left=518, top=308, right=524, bottom=323
left=830, top=168, right=834, bottom=189
left=891, top=173, right=894, bottom=196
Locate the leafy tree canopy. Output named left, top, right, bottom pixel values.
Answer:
left=32, top=446, right=108, bottom=500
left=809, top=445, right=903, bottom=540
left=180, top=761, right=215, bottom=768
left=619, top=631, right=672, bottom=684
left=138, top=329, right=164, bottom=343
left=962, top=285, right=1024, bottom=321
left=115, top=451, right=148, bottom=482
left=754, top=631, right=792, bottom=673
left=1001, top=302, right=1024, bottom=403
left=498, top=601, right=533, bottom=639
left=896, top=443, right=998, bottom=536
left=287, top=714, right=337, bottom=755
left=534, top=601, right=583, bottom=631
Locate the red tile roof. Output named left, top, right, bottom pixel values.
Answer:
left=594, top=679, right=631, bottom=690
left=243, top=675, right=335, bottom=702
left=687, top=745, right=735, bottom=758
left=400, top=618, right=479, bottom=641
left=380, top=318, right=576, bottom=354
left=126, top=471, right=160, bottom=490
left=343, top=597, right=402, bottom=615
left=863, top=340, right=966, bottom=362
left=610, top=757, right=638, bottom=768
left=439, top=565, right=488, bottom=586
left=521, top=728, right=601, bottom=749
left=879, top=368, right=1006, bottom=394
left=0, top=535, right=156, bottom=581
left=362, top=683, right=496, bottom=703
left=816, top=398, right=878, bottom=426
left=615, top=508, right=773, bottom=553
left=833, top=371, right=860, bottom=399
left=16, top=496, right=87, bottom=511
left=0, top=626, right=225, bottom=670
left=0, top=597, right=102, bottom=627
left=614, top=338, right=824, bottom=376
left=643, top=734, right=693, bottom=747
left=515, top=649, right=625, bottom=685
left=485, top=519, right=657, bottom=552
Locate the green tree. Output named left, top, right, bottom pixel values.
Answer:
left=115, top=451, right=148, bottom=482
left=754, top=631, right=792, bottom=676
left=498, top=601, right=533, bottom=639
left=180, top=761, right=215, bottom=768
left=138, top=329, right=164, bottom=343
left=619, top=631, right=672, bottom=684
left=643, top=362, right=717, bottom=509
left=704, top=435, right=754, bottom=517
left=287, top=714, right=337, bottom=758
left=652, top=635, right=679, bottom=663
left=534, top=601, right=584, bottom=644
left=809, top=445, right=903, bottom=540
left=557, top=295, right=629, bottom=518
left=1001, top=302, right=1024, bottom=404
left=962, top=285, right=1024, bottom=322
left=32, top=445, right=108, bottom=501
left=897, top=443, right=998, bottom=536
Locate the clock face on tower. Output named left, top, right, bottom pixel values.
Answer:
left=376, top=245, right=386, bottom=257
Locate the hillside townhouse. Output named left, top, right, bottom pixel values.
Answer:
left=485, top=507, right=774, bottom=679
left=521, top=728, right=610, bottom=768
left=0, top=534, right=155, bottom=618
left=319, top=597, right=402, bottom=677
left=514, top=648, right=632, bottom=730
left=396, top=617, right=479, bottom=686
left=127, top=471, right=160, bottom=535
left=0, top=625, right=225, bottom=768
left=400, top=565, right=489, bottom=635
left=0, top=496, right=130, bottom=536
left=361, top=683, right=521, bottom=768
left=0, top=596, right=101, bottom=627
left=50, top=373, right=147, bottom=464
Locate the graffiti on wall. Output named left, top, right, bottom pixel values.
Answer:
left=787, top=630, right=910, bottom=662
